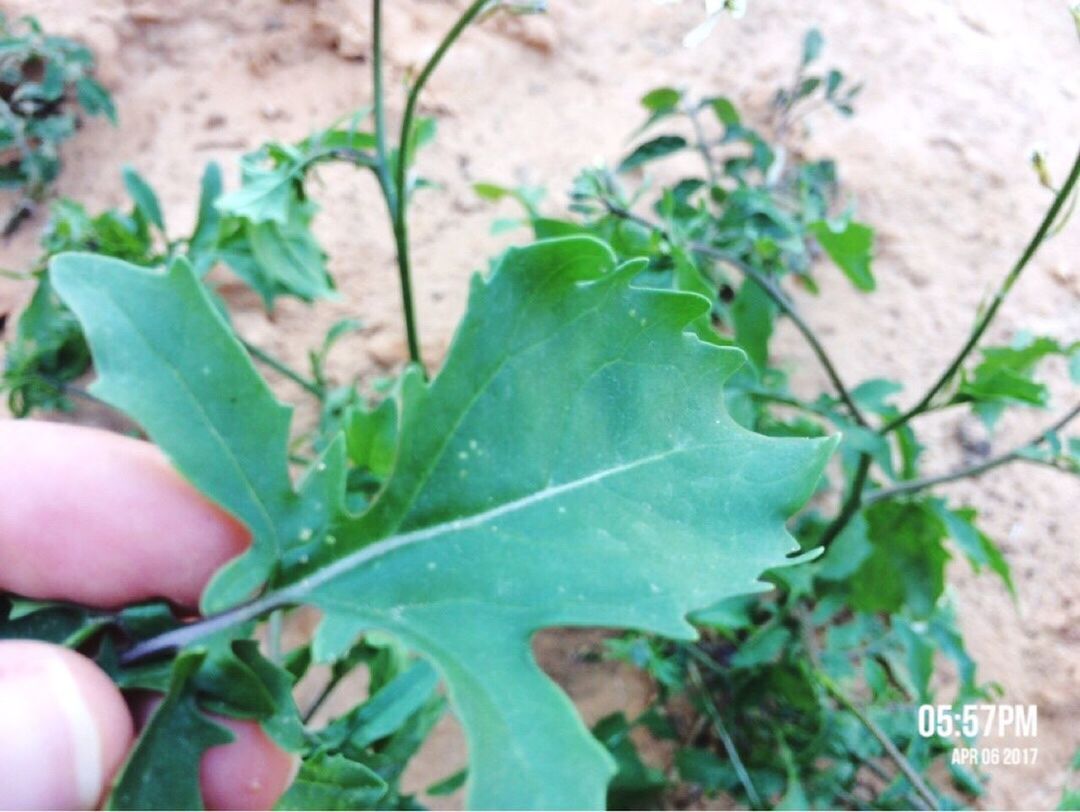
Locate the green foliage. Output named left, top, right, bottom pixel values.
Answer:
left=478, top=26, right=1075, bottom=810
left=2, top=10, right=1076, bottom=812
left=108, top=653, right=234, bottom=810
left=0, top=13, right=114, bottom=233
left=1, top=271, right=91, bottom=415
left=51, top=237, right=832, bottom=808
left=1, top=145, right=341, bottom=414
left=954, top=332, right=1078, bottom=427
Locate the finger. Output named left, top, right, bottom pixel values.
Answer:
left=133, top=695, right=298, bottom=811
left=0, top=420, right=250, bottom=609
left=200, top=718, right=298, bottom=811
left=0, top=640, right=134, bottom=810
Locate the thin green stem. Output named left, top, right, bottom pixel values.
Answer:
left=817, top=452, right=871, bottom=549
left=302, top=670, right=346, bottom=724
left=267, top=610, right=283, bottom=665
left=702, top=247, right=870, bottom=428
left=386, top=0, right=490, bottom=371
left=242, top=340, right=322, bottom=398
left=372, top=0, right=390, bottom=177
left=687, top=103, right=718, bottom=186
left=813, top=669, right=939, bottom=811
left=687, top=661, right=762, bottom=810
left=865, top=402, right=1080, bottom=505
left=369, top=0, right=398, bottom=211
left=882, top=146, right=1080, bottom=433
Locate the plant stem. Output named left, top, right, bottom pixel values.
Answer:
left=882, top=146, right=1080, bottom=434
left=816, top=452, right=871, bottom=549
left=267, top=610, right=283, bottom=665
left=302, top=670, right=345, bottom=724
left=242, top=340, right=322, bottom=397
left=698, top=245, right=870, bottom=428
left=384, top=0, right=489, bottom=372
left=865, top=402, right=1080, bottom=505
left=372, top=0, right=391, bottom=184
left=687, top=661, right=762, bottom=810
left=813, top=669, right=939, bottom=811
left=688, top=103, right=719, bottom=186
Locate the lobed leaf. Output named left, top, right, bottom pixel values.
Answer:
left=49, top=253, right=345, bottom=612
left=54, top=237, right=835, bottom=809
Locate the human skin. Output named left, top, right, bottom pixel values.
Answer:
left=0, top=420, right=295, bottom=810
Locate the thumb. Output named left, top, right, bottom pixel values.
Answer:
left=0, top=640, right=134, bottom=810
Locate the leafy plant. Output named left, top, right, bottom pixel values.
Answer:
left=2, top=11, right=1078, bottom=812
left=477, top=27, right=1079, bottom=809
left=0, top=13, right=115, bottom=234
left=0, top=147, right=343, bottom=416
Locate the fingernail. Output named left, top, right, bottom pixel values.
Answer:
left=0, top=642, right=105, bottom=810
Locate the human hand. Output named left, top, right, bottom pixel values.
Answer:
left=0, top=420, right=296, bottom=810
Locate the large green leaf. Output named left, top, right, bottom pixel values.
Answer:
left=49, top=254, right=345, bottom=612
left=277, top=237, right=836, bottom=808
left=53, top=237, right=834, bottom=809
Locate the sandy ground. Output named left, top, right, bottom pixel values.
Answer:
left=1, top=0, right=1078, bottom=808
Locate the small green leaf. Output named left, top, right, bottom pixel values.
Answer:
left=426, top=768, right=468, bottom=797
left=816, top=512, right=871, bottom=581
left=107, top=653, right=233, bottom=810
left=0, top=601, right=108, bottom=646
left=732, top=277, right=777, bottom=374
left=641, top=87, right=681, bottom=114
left=216, top=167, right=294, bottom=225
left=344, top=397, right=399, bottom=478
left=246, top=215, right=334, bottom=303
left=731, top=624, right=792, bottom=668
left=802, top=28, right=824, bottom=65
left=1, top=272, right=90, bottom=416
left=189, top=162, right=223, bottom=276
left=122, top=165, right=165, bottom=232
left=810, top=219, right=875, bottom=291
left=932, top=502, right=1014, bottom=594
left=74, top=76, right=116, bottom=123
left=275, top=752, right=388, bottom=811
left=956, top=335, right=1067, bottom=424
left=318, top=660, right=439, bottom=750
left=677, top=748, right=738, bottom=794
left=473, top=182, right=511, bottom=201
left=618, top=135, right=688, bottom=172
left=850, top=501, right=949, bottom=618
left=594, top=712, right=668, bottom=809
left=706, top=96, right=741, bottom=127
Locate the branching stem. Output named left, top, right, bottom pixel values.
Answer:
left=865, top=402, right=1080, bottom=504
left=816, top=452, right=871, bottom=549
left=813, top=669, right=939, bottom=811
left=242, top=340, right=322, bottom=397
left=369, top=0, right=490, bottom=372
left=687, top=661, right=762, bottom=810
left=881, top=146, right=1080, bottom=433
left=687, top=102, right=719, bottom=186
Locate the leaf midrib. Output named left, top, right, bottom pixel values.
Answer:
left=283, top=441, right=700, bottom=603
